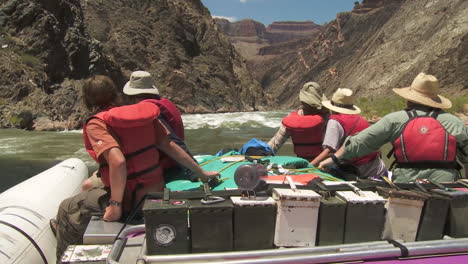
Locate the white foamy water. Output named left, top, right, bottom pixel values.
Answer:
left=0, top=111, right=295, bottom=191
left=182, top=111, right=289, bottom=130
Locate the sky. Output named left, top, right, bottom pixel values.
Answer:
left=201, top=0, right=357, bottom=26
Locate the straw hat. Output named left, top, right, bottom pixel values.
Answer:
left=392, top=73, right=452, bottom=109
left=123, top=71, right=159, bottom=95
left=322, top=88, right=361, bottom=115
left=299, top=82, right=327, bottom=109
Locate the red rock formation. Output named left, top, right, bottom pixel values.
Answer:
left=266, top=21, right=321, bottom=44
left=216, top=19, right=266, bottom=38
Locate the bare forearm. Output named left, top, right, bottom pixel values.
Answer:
left=104, top=148, right=127, bottom=203
left=310, top=148, right=332, bottom=167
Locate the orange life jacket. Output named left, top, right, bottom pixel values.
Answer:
left=282, top=111, right=324, bottom=160
left=83, top=101, right=163, bottom=196
left=330, top=113, right=380, bottom=165
left=392, top=109, right=457, bottom=169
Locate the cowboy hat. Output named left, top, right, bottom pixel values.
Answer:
left=123, top=71, right=160, bottom=95
left=392, top=73, right=452, bottom=109
left=322, top=88, right=361, bottom=115
left=299, top=82, right=327, bottom=109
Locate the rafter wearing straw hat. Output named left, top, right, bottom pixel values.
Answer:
left=321, top=88, right=361, bottom=115
left=318, top=72, right=468, bottom=184
left=392, top=72, right=452, bottom=109
left=312, top=88, right=386, bottom=179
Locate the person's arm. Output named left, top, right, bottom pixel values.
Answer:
left=157, top=135, right=219, bottom=182
left=311, top=119, right=343, bottom=166
left=318, top=145, right=345, bottom=169
left=101, top=147, right=126, bottom=222
left=154, top=119, right=219, bottom=182
left=341, top=116, right=395, bottom=161
left=86, top=119, right=126, bottom=222
left=310, top=147, right=332, bottom=167
left=268, top=125, right=290, bottom=153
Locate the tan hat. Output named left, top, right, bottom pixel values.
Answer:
left=322, top=88, right=361, bottom=114
left=299, top=82, right=327, bottom=109
left=392, top=72, right=451, bottom=109
left=123, top=71, right=160, bottom=95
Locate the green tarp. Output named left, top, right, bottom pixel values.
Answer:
left=165, top=152, right=341, bottom=191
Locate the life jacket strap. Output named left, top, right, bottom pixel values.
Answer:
left=395, top=161, right=460, bottom=170
left=127, top=163, right=160, bottom=180
left=125, top=144, right=157, bottom=159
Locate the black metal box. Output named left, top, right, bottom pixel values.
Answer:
left=337, top=191, right=386, bottom=243
left=413, top=190, right=450, bottom=241
left=189, top=198, right=233, bottom=253
left=143, top=198, right=190, bottom=255
left=431, top=188, right=468, bottom=238
left=316, top=195, right=346, bottom=246
left=231, top=196, right=276, bottom=250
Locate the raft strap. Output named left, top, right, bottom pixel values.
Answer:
left=388, top=239, right=409, bottom=258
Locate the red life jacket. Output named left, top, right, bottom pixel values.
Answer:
left=392, top=110, right=457, bottom=169
left=282, top=111, right=324, bottom=160
left=330, top=114, right=380, bottom=165
left=143, top=98, right=184, bottom=140
left=142, top=99, right=185, bottom=169
left=82, top=101, right=163, bottom=196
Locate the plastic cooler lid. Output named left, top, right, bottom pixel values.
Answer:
left=272, top=188, right=321, bottom=201
left=336, top=191, right=386, bottom=204
left=230, top=196, right=276, bottom=206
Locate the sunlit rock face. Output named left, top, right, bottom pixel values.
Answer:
left=0, top=0, right=263, bottom=130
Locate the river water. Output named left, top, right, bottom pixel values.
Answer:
left=0, top=111, right=295, bottom=192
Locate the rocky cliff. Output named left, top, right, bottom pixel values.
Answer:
left=266, top=21, right=321, bottom=44
left=0, top=0, right=263, bottom=130
left=214, top=18, right=322, bottom=79
left=254, top=0, right=468, bottom=108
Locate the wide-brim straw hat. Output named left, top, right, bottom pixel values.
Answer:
left=322, top=88, right=361, bottom=115
left=123, top=71, right=160, bottom=95
left=299, top=82, right=327, bottom=109
left=392, top=72, right=452, bottom=109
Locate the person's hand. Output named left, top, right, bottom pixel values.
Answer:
left=198, top=171, right=220, bottom=183
left=103, top=205, right=122, bottom=222
left=318, top=158, right=333, bottom=170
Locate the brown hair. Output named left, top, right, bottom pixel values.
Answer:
left=82, top=75, right=120, bottom=113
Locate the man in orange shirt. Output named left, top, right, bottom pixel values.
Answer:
left=54, top=75, right=219, bottom=261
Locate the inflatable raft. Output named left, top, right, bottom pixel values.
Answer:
left=0, top=158, right=87, bottom=264
left=3, top=154, right=468, bottom=264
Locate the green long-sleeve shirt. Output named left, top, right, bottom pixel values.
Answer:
left=342, top=106, right=468, bottom=183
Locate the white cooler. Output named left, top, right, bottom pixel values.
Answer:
left=272, top=188, right=321, bottom=247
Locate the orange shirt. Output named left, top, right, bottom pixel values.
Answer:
left=86, top=118, right=170, bottom=162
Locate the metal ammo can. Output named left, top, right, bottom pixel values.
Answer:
left=189, top=198, right=234, bottom=253
left=376, top=187, right=426, bottom=242
left=272, top=188, right=321, bottom=247
left=142, top=198, right=190, bottom=255
left=337, top=190, right=386, bottom=243
left=431, top=188, right=468, bottom=238
left=231, top=196, right=276, bottom=250
left=316, top=193, right=346, bottom=246
left=412, top=183, right=450, bottom=241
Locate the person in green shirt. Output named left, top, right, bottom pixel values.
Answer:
left=319, top=73, right=468, bottom=183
